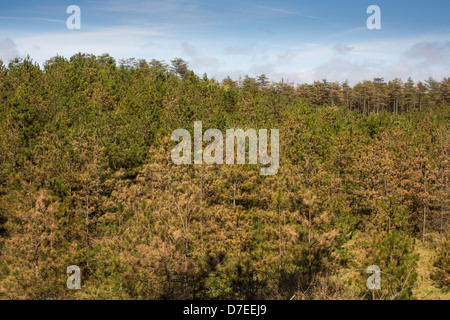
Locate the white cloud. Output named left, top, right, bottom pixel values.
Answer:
left=332, top=44, right=354, bottom=54
left=311, top=58, right=380, bottom=83
left=10, top=26, right=168, bottom=64
left=270, top=41, right=450, bottom=85
left=404, top=41, right=450, bottom=67
left=3, top=20, right=449, bottom=85
left=190, top=56, right=219, bottom=69
left=0, top=37, right=19, bottom=61
left=181, top=42, right=198, bottom=57
left=249, top=63, right=274, bottom=75
left=224, top=45, right=254, bottom=55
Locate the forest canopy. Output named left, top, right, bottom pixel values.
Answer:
left=0, top=53, right=448, bottom=299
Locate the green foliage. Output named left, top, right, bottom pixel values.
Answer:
left=0, top=54, right=448, bottom=299
left=431, top=235, right=450, bottom=291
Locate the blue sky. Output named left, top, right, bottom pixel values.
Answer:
left=0, top=0, right=449, bottom=84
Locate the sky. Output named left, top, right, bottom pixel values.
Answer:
left=0, top=0, right=449, bottom=84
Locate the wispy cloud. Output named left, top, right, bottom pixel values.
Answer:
left=405, top=41, right=450, bottom=65
left=326, top=27, right=368, bottom=39
left=91, top=0, right=216, bottom=24
left=251, top=4, right=335, bottom=25
left=0, top=16, right=65, bottom=24
left=224, top=45, right=254, bottom=55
